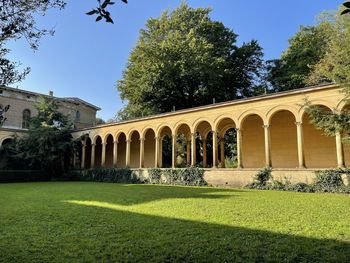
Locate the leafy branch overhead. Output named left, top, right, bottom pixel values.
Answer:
left=87, top=0, right=128, bottom=24
left=342, top=2, right=350, bottom=15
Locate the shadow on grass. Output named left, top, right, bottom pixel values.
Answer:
left=57, top=182, right=243, bottom=206
left=59, top=199, right=350, bottom=262
left=1, top=183, right=350, bottom=262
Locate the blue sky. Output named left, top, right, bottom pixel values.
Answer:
left=7, top=0, right=344, bottom=120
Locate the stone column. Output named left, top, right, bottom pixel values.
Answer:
left=186, top=140, right=191, bottom=165
left=140, top=138, right=145, bottom=168
left=236, top=128, right=243, bottom=168
left=91, top=143, right=96, bottom=169
left=101, top=142, right=106, bottom=167
left=155, top=136, right=160, bottom=168
left=336, top=132, right=345, bottom=168
left=295, top=122, right=305, bottom=168
left=202, top=139, right=207, bottom=168
left=263, top=125, right=271, bottom=167
left=212, top=131, right=218, bottom=168
left=172, top=135, right=177, bottom=168
left=113, top=140, right=118, bottom=167
left=220, top=138, right=225, bottom=168
left=191, top=133, right=196, bottom=166
left=126, top=139, right=131, bottom=167
left=81, top=142, right=86, bottom=169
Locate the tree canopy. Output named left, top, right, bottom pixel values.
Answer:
left=267, top=19, right=333, bottom=92
left=2, top=97, right=77, bottom=176
left=116, top=3, right=266, bottom=120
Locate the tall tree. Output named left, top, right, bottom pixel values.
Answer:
left=305, top=8, right=350, bottom=144
left=116, top=3, right=265, bottom=120
left=2, top=97, right=77, bottom=176
left=266, top=18, right=333, bottom=92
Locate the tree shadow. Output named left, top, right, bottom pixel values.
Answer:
left=56, top=182, right=242, bottom=206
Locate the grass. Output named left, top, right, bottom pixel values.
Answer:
left=0, top=182, right=350, bottom=262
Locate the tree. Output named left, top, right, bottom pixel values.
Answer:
left=266, top=19, right=333, bottom=92
left=304, top=7, right=350, bottom=144
left=117, top=3, right=266, bottom=120
left=2, top=97, right=78, bottom=176
left=0, top=104, right=10, bottom=127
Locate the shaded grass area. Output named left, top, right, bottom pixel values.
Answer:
left=0, top=182, right=350, bottom=262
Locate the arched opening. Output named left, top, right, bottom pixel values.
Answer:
left=159, top=126, right=172, bottom=168
left=195, top=121, right=213, bottom=168
left=270, top=110, right=298, bottom=168
left=144, top=129, right=156, bottom=168
left=241, top=114, right=265, bottom=168
left=94, top=136, right=102, bottom=168
left=130, top=131, right=140, bottom=168
left=216, top=118, right=236, bottom=168
left=22, top=109, right=31, bottom=129
left=105, top=134, right=114, bottom=167
left=117, top=133, right=127, bottom=168
left=175, top=124, right=191, bottom=167
left=303, top=105, right=337, bottom=168
left=84, top=137, right=92, bottom=169
left=342, top=105, right=350, bottom=167
left=1, top=138, right=12, bottom=146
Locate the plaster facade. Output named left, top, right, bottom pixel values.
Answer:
left=72, top=84, right=350, bottom=187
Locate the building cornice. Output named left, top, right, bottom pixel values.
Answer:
left=75, top=83, right=340, bottom=132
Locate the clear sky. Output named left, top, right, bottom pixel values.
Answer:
left=7, top=0, right=344, bottom=120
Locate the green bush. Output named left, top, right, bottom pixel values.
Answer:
left=162, top=167, right=207, bottom=186
left=65, top=168, right=144, bottom=184
left=148, top=168, right=162, bottom=184
left=254, top=167, right=272, bottom=186
left=313, top=169, right=345, bottom=193
left=0, top=170, right=49, bottom=183
left=286, top=182, right=314, bottom=193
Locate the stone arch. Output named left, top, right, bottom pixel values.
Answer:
left=174, top=123, right=192, bottom=167
left=103, top=133, right=114, bottom=144
left=158, top=126, right=173, bottom=168
left=269, top=110, right=298, bottom=168
left=192, top=118, right=214, bottom=134
left=105, top=134, right=114, bottom=167
left=193, top=120, right=213, bottom=168
left=0, top=137, right=13, bottom=146
left=266, top=105, right=299, bottom=124
left=299, top=100, right=335, bottom=119
left=214, top=115, right=237, bottom=132
left=143, top=128, right=156, bottom=168
left=94, top=135, right=103, bottom=168
left=302, top=104, right=337, bottom=168
left=216, top=117, right=237, bottom=168
left=238, top=110, right=265, bottom=128
left=84, top=136, right=92, bottom=169
left=241, top=114, right=265, bottom=168
left=116, top=132, right=127, bottom=168
left=129, top=130, right=141, bottom=168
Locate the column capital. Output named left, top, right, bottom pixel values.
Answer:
left=139, top=137, right=145, bottom=142
left=82, top=142, right=86, bottom=147
left=262, top=124, right=270, bottom=129
left=102, top=142, right=107, bottom=146
left=202, top=139, right=207, bottom=143
left=113, top=140, right=119, bottom=144
left=295, top=121, right=303, bottom=126
left=235, top=128, right=241, bottom=132
left=91, top=143, right=96, bottom=147
left=126, top=139, right=131, bottom=143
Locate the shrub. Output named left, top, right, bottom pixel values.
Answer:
left=286, top=182, right=314, bottom=193
left=66, top=168, right=144, bottom=184
left=162, top=167, right=207, bottom=186
left=148, top=168, right=162, bottom=184
left=313, top=169, right=345, bottom=192
left=268, top=180, right=286, bottom=191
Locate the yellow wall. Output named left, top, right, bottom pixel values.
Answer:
left=270, top=111, right=298, bottom=168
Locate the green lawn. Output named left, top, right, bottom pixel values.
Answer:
left=1, top=183, right=350, bottom=262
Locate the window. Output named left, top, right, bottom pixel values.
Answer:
left=75, top=110, right=80, bottom=122
left=22, top=109, right=31, bottom=129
